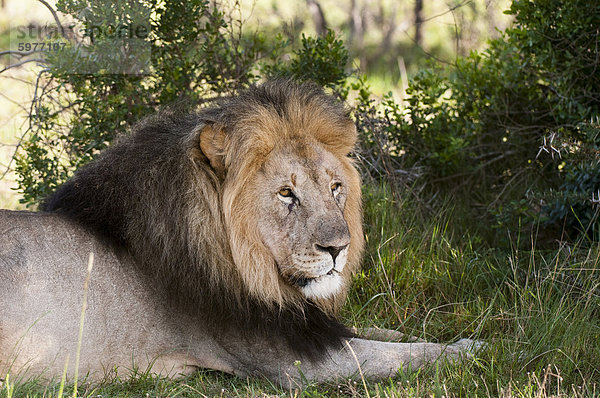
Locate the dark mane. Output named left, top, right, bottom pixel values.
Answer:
left=42, top=80, right=355, bottom=359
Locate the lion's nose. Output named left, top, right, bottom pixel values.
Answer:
left=315, top=243, right=348, bottom=263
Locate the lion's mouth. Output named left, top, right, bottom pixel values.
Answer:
left=291, top=269, right=336, bottom=287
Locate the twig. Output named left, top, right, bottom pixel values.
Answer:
left=344, top=341, right=371, bottom=398
left=399, top=0, right=473, bottom=66
left=73, top=252, right=94, bottom=397
left=0, top=91, right=29, bottom=113
left=0, top=50, right=41, bottom=58
left=36, top=0, right=66, bottom=39
left=0, top=68, right=50, bottom=181
left=417, top=0, right=472, bottom=25
left=0, top=58, right=45, bottom=74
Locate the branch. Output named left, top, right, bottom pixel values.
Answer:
left=36, top=0, right=66, bottom=38
left=398, top=0, right=473, bottom=66
left=0, top=68, right=50, bottom=181
left=0, top=58, right=45, bottom=74
left=0, top=90, right=29, bottom=113
left=0, top=50, right=41, bottom=58
left=417, top=0, right=472, bottom=25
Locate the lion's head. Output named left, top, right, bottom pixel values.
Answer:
left=198, top=81, right=363, bottom=311
left=42, top=79, right=363, bottom=354
left=254, top=141, right=354, bottom=300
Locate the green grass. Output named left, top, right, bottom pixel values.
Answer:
left=346, top=184, right=600, bottom=396
left=2, top=184, right=599, bottom=397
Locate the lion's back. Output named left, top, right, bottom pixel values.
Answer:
left=0, top=210, right=188, bottom=379
left=1, top=210, right=84, bottom=267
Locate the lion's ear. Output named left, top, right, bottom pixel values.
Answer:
left=199, top=124, right=227, bottom=178
left=315, top=121, right=357, bottom=157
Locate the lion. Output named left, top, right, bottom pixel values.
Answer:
left=0, top=79, right=475, bottom=384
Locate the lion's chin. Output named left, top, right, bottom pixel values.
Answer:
left=299, top=273, right=343, bottom=299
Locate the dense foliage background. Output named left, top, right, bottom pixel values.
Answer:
left=1, top=0, right=599, bottom=396
left=12, top=0, right=600, bottom=244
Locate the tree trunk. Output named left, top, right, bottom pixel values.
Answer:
left=306, top=0, right=328, bottom=36
left=415, top=0, right=423, bottom=46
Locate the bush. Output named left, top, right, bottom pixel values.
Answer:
left=15, top=0, right=600, bottom=242
left=538, top=119, right=600, bottom=240
left=15, top=1, right=351, bottom=206
left=508, top=0, right=600, bottom=116
left=355, top=0, right=600, bottom=241
left=261, top=29, right=351, bottom=98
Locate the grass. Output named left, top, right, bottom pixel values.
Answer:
left=2, top=183, right=598, bottom=397
left=349, top=185, right=600, bottom=396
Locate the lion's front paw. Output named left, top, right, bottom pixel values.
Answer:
left=448, top=338, right=486, bottom=357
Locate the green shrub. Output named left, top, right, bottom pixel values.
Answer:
left=508, top=0, right=600, bottom=117
left=15, top=1, right=351, bottom=206
left=357, top=0, right=600, bottom=241
left=262, top=29, right=351, bottom=98
left=538, top=119, right=600, bottom=240
left=15, top=0, right=600, bottom=241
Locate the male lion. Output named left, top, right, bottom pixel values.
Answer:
left=0, top=80, right=474, bottom=384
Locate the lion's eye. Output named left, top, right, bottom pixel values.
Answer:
left=278, top=188, right=293, bottom=198
left=277, top=187, right=296, bottom=206
left=331, top=182, right=342, bottom=197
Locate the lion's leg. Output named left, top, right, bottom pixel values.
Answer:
left=149, top=353, right=201, bottom=378
left=351, top=327, right=427, bottom=343
left=301, top=338, right=474, bottom=383
left=221, top=336, right=478, bottom=385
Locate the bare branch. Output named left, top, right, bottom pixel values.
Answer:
left=0, top=91, right=29, bottom=113
left=0, top=50, right=41, bottom=58
left=0, top=67, right=50, bottom=181
left=0, top=73, right=37, bottom=85
left=418, top=0, right=472, bottom=25
left=36, top=0, right=66, bottom=38
left=0, top=58, right=45, bottom=74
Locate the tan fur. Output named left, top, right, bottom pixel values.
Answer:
left=202, top=95, right=363, bottom=312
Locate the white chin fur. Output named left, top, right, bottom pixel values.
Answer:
left=300, top=273, right=342, bottom=299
